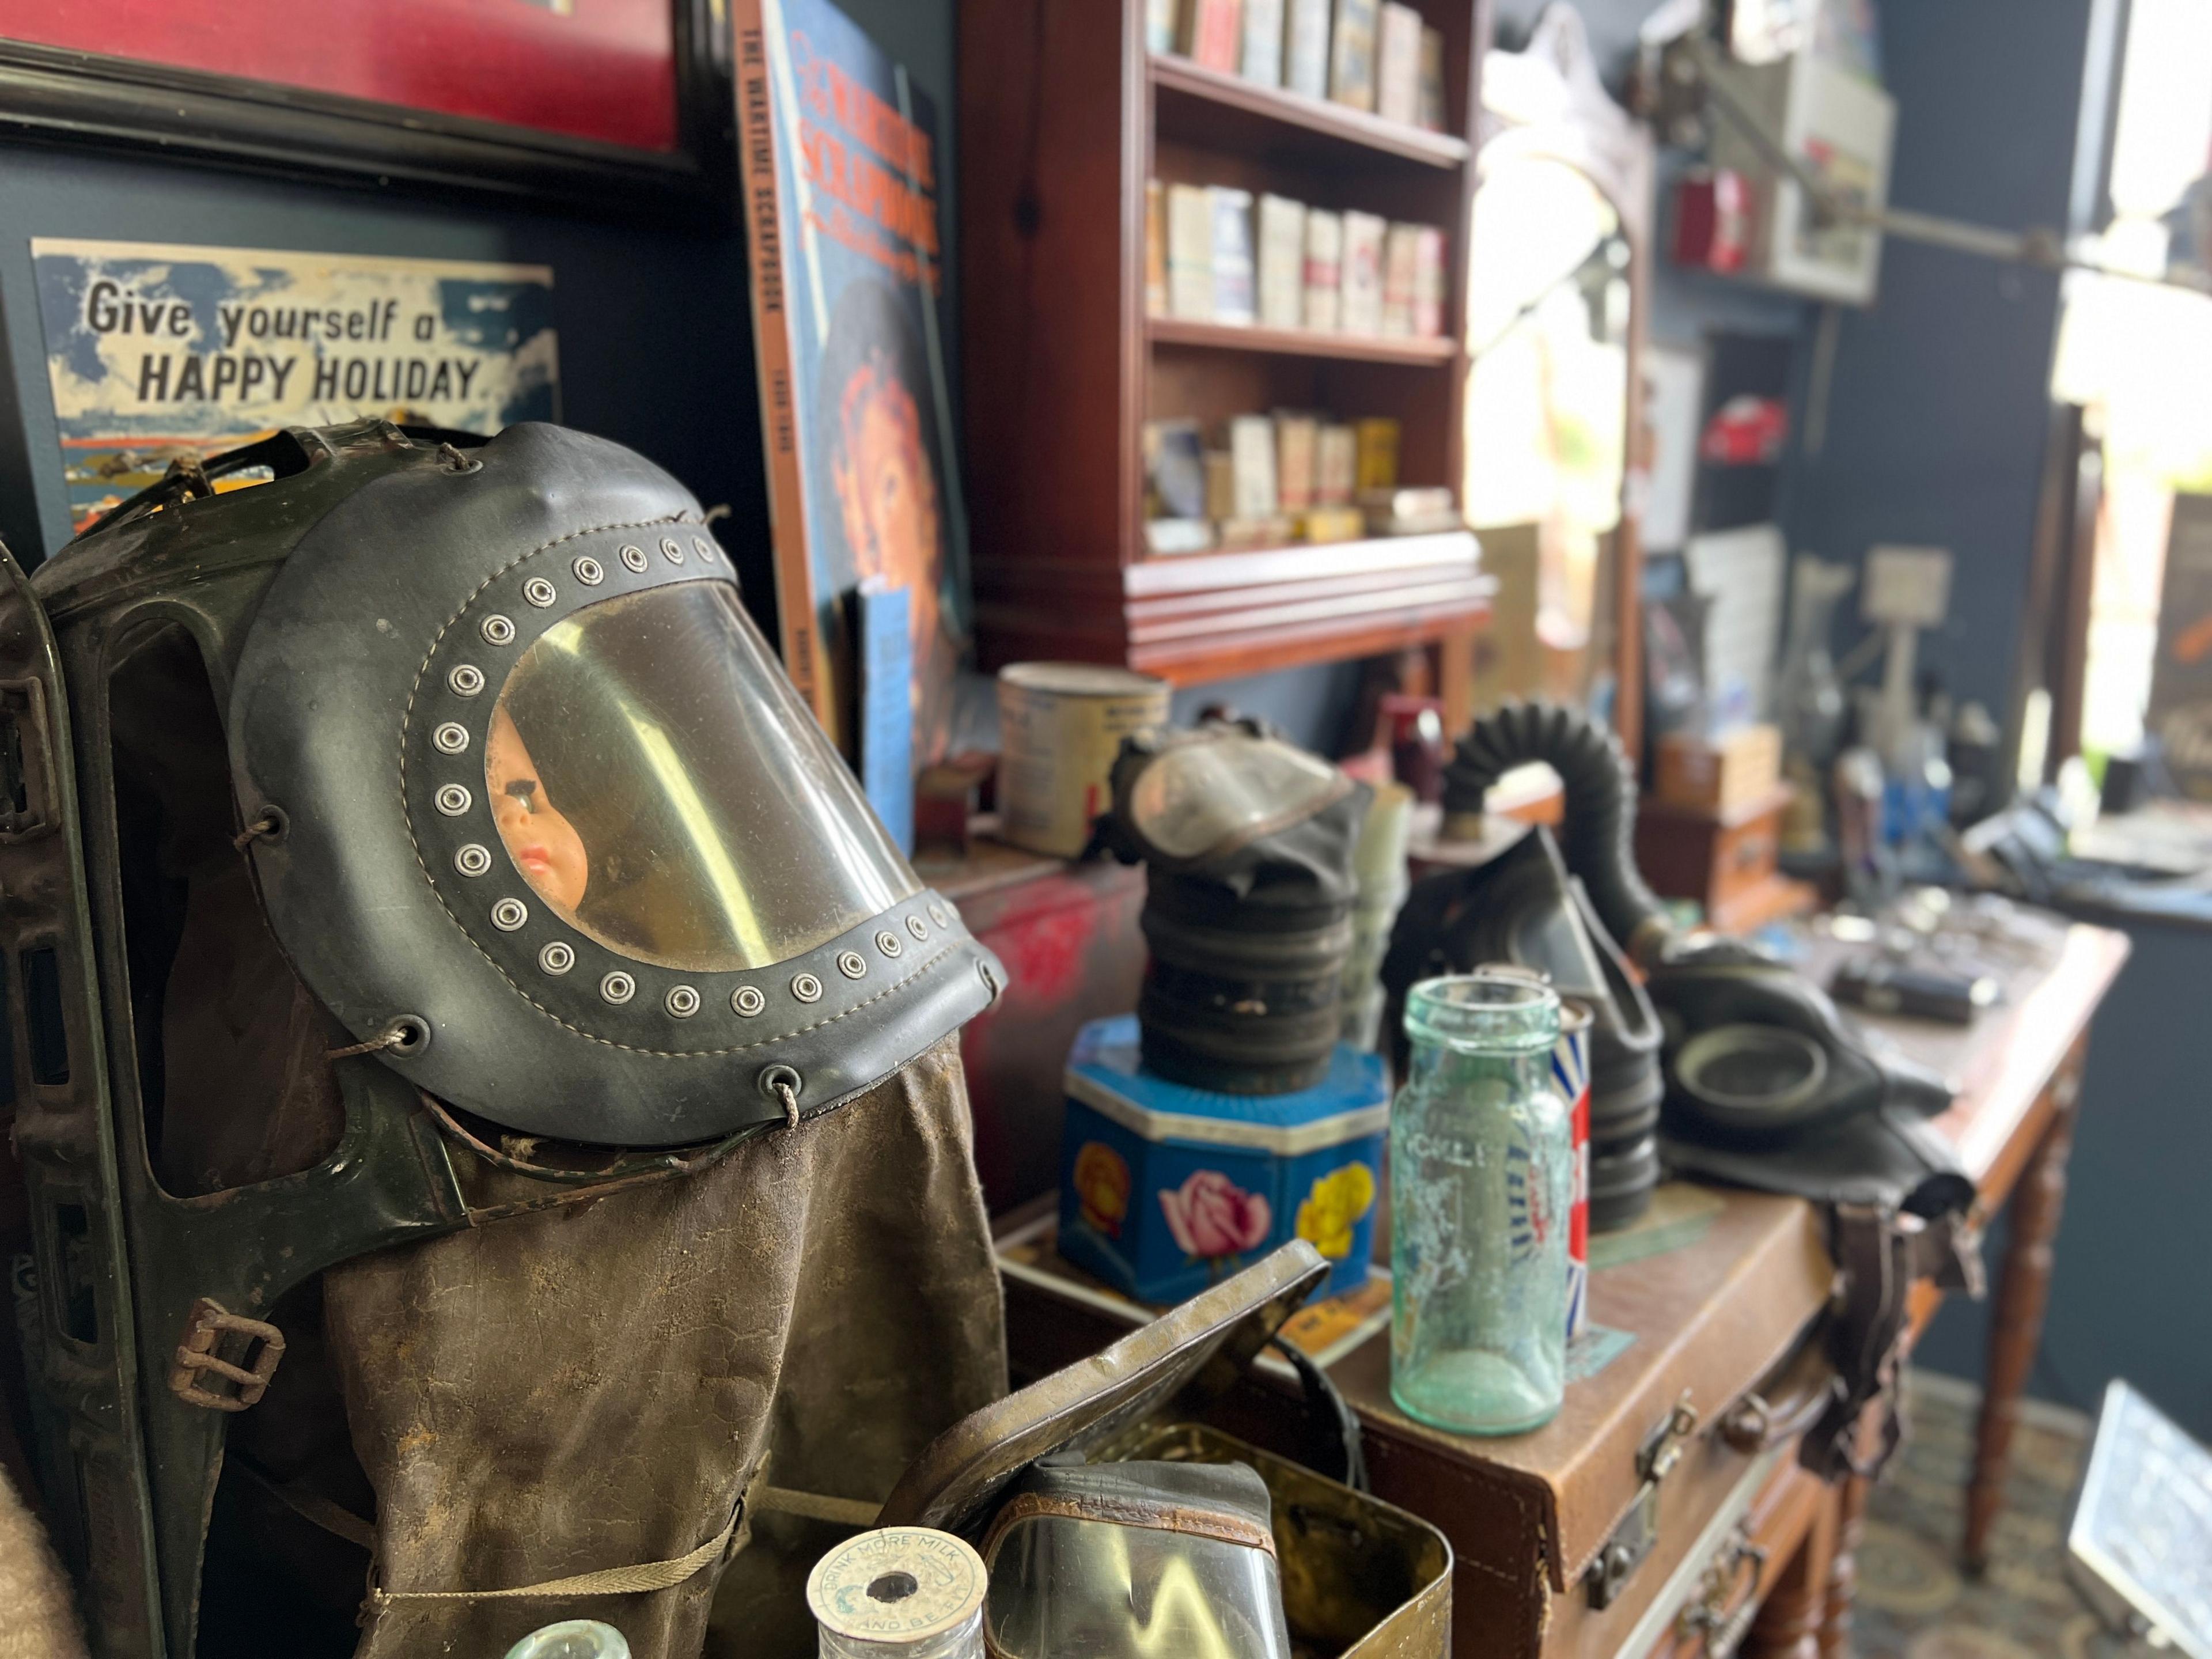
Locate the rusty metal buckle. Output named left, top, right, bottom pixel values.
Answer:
left=168, top=1297, right=285, bottom=1412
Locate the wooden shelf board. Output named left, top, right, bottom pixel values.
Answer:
left=1128, top=597, right=1494, bottom=684
left=975, top=527, right=1490, bottom=687
left=1149, top=52, right=1470, bottom=171
left=1149, top=315, right=1457, bottom=363
left=1124, top=529, right=1481, bottom=597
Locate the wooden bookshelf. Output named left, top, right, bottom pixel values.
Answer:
left=1149, top=51, right=1473, bottom=170
left=960, top=0, right=1491, bottom=692
left=1148, top=316, right=1459, bottom=364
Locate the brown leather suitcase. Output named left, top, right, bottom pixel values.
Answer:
left=1001, top=1186, right=1835, bottom=1659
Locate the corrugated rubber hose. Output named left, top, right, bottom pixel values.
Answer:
left=1440, top=702, right=1672, bottom=959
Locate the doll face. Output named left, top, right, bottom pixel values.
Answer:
left=485, top=703, right=590, bottom=915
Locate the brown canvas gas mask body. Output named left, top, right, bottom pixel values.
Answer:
left=0, top=421, right=1007, bottom=1659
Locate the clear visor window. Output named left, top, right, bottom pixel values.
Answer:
left=1130, top=736, right=1349, bottom=860
left=983, top=1516, right=1291, bottom=1659
left=483, top=580, right=918, bottom=972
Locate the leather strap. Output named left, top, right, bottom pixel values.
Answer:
left=230, top=1456, right=377, bottom=1552
left=1800, top=1203, right=1982, bottom=1482
left=749, top=1485, right=881, bottom=1529
left=1269, top=1335, right=1369, bottom=1494
left=362, top=1499, right=743, bottom=1613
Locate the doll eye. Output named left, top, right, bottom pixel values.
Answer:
left=505, top=779, right=539, bottom=810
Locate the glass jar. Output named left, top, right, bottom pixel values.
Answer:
left=1390, top=974, right=1574, bottom=1434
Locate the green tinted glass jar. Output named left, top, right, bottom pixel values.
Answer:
left=1390, top=975, right=1573, bottom=1434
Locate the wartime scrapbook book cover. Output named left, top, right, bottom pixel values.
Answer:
left=734, top=0, right=969, bottom=798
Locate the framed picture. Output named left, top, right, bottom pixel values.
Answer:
left=0, top=1, right=730, bottom=219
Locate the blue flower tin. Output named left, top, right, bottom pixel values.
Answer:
left=1057, top=1015, right=1389, bottom=1305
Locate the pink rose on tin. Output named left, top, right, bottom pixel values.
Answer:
left=1160, top=1170, right=1273, bottom=1261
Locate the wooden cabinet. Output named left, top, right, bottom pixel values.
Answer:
left=958, top=0, right=1493, bottom=688
left=1635, top=787, right=1817, bottom=935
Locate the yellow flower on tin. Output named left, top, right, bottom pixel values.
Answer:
left=1073, top=1141, right=1131, bottom=1238
left=1296, top=1162, right=1377, bottom=1260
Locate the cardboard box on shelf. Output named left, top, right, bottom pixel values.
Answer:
left=1210, top=184, right=1257, bottom=325
left=1655, top=724, right=1785, bottom=819
left=1166, top=182, right=1216, bottom=320
left=1256, top=193, right=1307, bottom=330
left=1181, top=0, right=1245, bottom=73
left=1340, top=210, right=1385, bottom=336
left=1218, top=513, right=1299, bottom=550
left=1376, top=3, right=1423, bottom=125
left=1412, top=225, right=1445, bottom=337
left=1285, top=0, right=1331, bottom=97
left=1145, top=178, right=1168, bottom=317
left=1381, top=221, right=1420, bottom=338
left=1240, top=0, right=1285, bottom=86
left=1302, top=207, right=1343, bottom=332
left=1276, top=412, right=1318, bottom=513
left=1145, top=518, right=1216, bottom=555
left=1417, top=25, right=1448, bottom=130
left=1354, top=416, right=1400, bottom=493
left=1328, top=0, right=1378, bottom=111
left=1228, top=413, right=1279, bottom=518
left=1316, top=423, right=1358, bottom=506
left=1301, top=505, right=1368, bottom=544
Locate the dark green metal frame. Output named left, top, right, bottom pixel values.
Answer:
left=0, top=423, right=774, bottom=1657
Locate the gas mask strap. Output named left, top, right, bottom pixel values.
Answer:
left=413, top=1090, right=761, bottom=1225
left=361, top=1493, right=745, bottom=1622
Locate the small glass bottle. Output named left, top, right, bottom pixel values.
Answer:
left=1390, top=974, right=1574, bottom=1434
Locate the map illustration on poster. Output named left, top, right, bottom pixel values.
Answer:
left=32, top=239, right=558, bottom=530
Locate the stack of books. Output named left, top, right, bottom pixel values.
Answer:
left=1148, top=181, right=1446, bottom=342
left=1149, top=0, right=1448, bottom=131
left=1143, top=412, right=1462, bottom=554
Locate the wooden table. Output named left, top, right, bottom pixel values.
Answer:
left=994, top=911, right=2128, bottom=1659
left=1749, top=916, right=2130, bottom=1659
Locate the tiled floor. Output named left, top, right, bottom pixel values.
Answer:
left=1853, top=1374, right=2150, bottom=1659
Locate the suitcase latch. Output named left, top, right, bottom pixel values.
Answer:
left=1585, top=1396, right=1699, bottom=1609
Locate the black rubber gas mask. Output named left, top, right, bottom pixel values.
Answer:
left=1094, top=721, right=1367, bottom=1096
left=0, top=419, right=1005, bottom=1658
left=1404, top=702, right=1969, bottom=1222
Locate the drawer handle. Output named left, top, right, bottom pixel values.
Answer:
left=1676, top=1528, right=1769, bottom=1659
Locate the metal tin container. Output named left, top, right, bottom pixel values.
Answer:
left=1554, top=999, right=1593, bottom=1341
left=882, top=1244, right=1451, bottom=1659
left=1059, top=1014, right=1389, bottom=1305
left=996, top=663, right=1169, bottom=857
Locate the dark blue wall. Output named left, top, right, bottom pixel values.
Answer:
left=1781, top=0, right=2096, bottom=717
left=1913, top=918, right=2212, bottom=1441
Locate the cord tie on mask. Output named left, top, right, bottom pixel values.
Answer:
left=327, top=1020, right=425, bottom=1062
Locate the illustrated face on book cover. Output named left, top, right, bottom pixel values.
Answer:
left=821, top=275, right=959, bottom=761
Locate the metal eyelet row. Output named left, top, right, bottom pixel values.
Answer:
left=441, top=547, right=926, bottom=1024
left=494, top=907, right=944, bottom=1016
left=460, top=536, right=711, bottom=677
